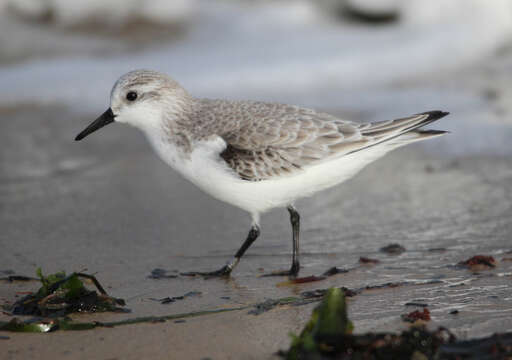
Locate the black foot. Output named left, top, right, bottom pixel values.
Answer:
left=262, top=263, right=300, bottom=279
left=180, top=265, right=232, bottom=278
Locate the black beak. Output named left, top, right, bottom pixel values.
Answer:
left=75, top=108, right=115, bottom=141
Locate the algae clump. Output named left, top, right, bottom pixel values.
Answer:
left=287, top=287, right=353, bottom=359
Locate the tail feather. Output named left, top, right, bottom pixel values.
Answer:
left=390, top=129, right=448, bottom=145
left=402, top=111, right=449, bottom=132
left=361, top=110, right=449, bottom=137
left=347, top=110, right=449, bottom=155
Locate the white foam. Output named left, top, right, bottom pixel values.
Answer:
left=0, top=0, right=511, bottom=112
left=5, top=0, right=196, bottom=26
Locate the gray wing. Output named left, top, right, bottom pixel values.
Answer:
left=195, top=99, right=447, bottom=181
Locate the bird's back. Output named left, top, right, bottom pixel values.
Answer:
left=188, top=99, right=448, bottom=182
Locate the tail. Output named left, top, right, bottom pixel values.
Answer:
left=381, top=111, right=450, bottom=145
left=349, top=110, right=449, bottom=153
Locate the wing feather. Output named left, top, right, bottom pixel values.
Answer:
left=194, top=99, right=447, bottom=181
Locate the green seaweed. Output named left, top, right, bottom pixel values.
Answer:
left=35, top=268, right=66, bottom=298
left=6, top=269, right=125, bottom=317
left=313, top=288, right=353, bottom=339
left=0, top=318, right=57, bottom=333
left=0, top=306, right=248, bottom=333
left=286, top=288, right=353, bottom=359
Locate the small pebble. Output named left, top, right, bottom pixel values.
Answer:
left=380, top=243, right=406, bottom=255
left=402, top=308, right=431, bottom=323
left=428, top=248, right=447, bottom=252
left=147, top=268, right=178, bottom=279
left=359, top=257, right=380, bottom=264
left=323, top=267, right=349, bottom=276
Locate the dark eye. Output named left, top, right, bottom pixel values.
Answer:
left=126, top=91, right=138, bottom=101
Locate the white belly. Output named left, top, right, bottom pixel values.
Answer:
left=149, top=135, right=400, bottom=216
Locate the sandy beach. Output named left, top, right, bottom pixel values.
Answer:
left=1, top=1, right=512, bottom=358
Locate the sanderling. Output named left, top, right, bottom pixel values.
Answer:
left=75, top=69, right=449, bottom=278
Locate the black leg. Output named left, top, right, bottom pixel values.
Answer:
left=288, top=205, right=301, bottom=278
left=234, top=225, right=260, bottom=259
left=262, top=205, right=301, bottom=278
left=181, top=225, right=260, bottom=278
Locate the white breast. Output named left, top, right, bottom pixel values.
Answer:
left=147, top=134, right=401, bottom=216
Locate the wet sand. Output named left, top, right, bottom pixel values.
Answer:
left=1, top=59, right=512, bottom=358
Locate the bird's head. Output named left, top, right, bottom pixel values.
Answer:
left=75, top=69, right=191, bottom=141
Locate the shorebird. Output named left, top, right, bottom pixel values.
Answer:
left=75, top=69, right=448, bottom=278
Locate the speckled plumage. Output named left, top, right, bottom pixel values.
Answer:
left=76, top=69, right=449, bottom=277
left=168, top=98, right=441, bottom=181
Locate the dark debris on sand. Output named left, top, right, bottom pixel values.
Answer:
left=147, top=268, right=178, bottom=279
left=405, top=302, right=429, bottom=307
left=323, top=267, right=350, bottom=276
left=2, top=268, right=126, bottom=318
left=379, top=243, right=406, bottom=255
left=401, top=308, right=431, bottom=323
left=276, top=266, right=352, bottom=285
left=359, top=257, right=380, bottom=264
left=150, top=291, right=202, bottom=304
left=0, top=269, right=38, bottom=282
left=458, top=255, right=497, bottom=271
left=249, top=297, right=302, bottom=315
left=0, top=275, right=38, bottom=282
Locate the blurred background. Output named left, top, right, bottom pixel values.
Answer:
left=1, top=0, right=512, bottom=353
left=1, top=0, right=511, bottom=116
